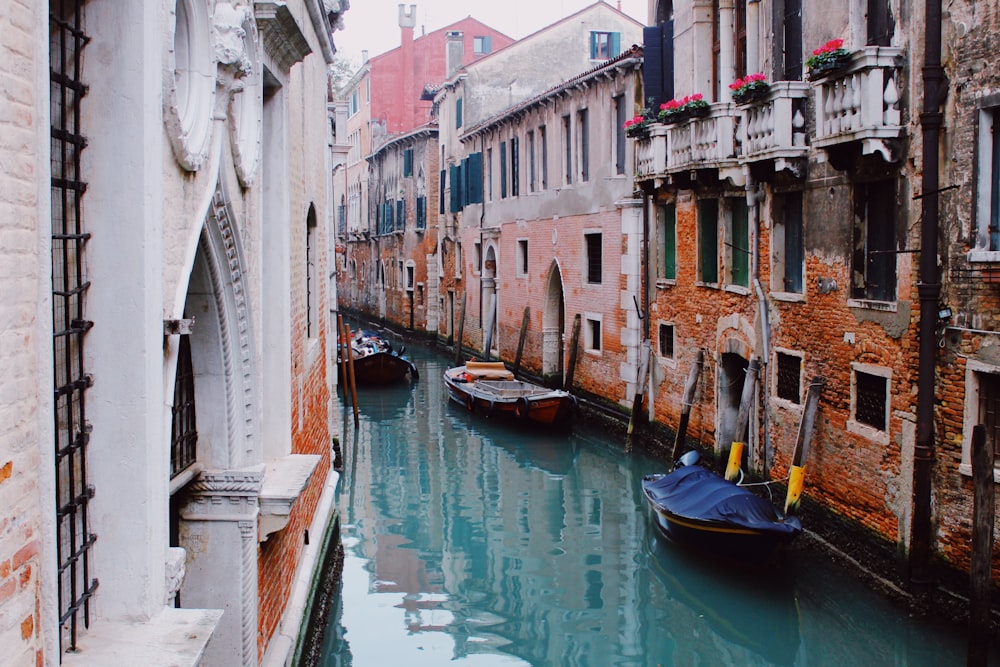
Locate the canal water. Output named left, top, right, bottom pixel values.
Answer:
left=317, top=337, right=997, bottom=666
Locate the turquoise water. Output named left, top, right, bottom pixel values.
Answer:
left=317, top=341, right=996, bottom=666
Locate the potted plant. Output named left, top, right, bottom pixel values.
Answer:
left=623, top=114, right=651, bottom=138
left=658, top=94, right=710, bottom=124
left=729, top=73, right=769, bottom=105
left=806, top=38, right=850, bottom=80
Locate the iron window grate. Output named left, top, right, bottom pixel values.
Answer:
left=776, top=352, right=802, bottom=403
left=51, top=0, right=98, bottom=655
left=171, top=335, right=198, bottom=478
left=855, top=370, right=888, bottom=431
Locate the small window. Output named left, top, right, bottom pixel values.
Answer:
left=726, top=197, right=749, bottom=287
left=585, top=232, right=602, bottom=284
left=775, top=351, right=802, bottom=404
left=577, top=109, right=589, bottom=182
left=854, top=368, right=889, bottom=431
left=562, top=115, right=572, bottom=186
left=585, top=315, right=602, bottom=352
left=656, top=202, right=677, bottom=281
left=974, top=107, right=1000, bottom=253
left=510, top=136, right=519, bottom=197
left=527, top=130, right=536, bottom=192
left=405, top=262, right=415, bottom=291
left=456, top=97, right=463, bottom=128
left=539, top=125, right=548, bottom=190
left=473, top=35, right=492, bottom=54
left=698, top=199, right=719, bottom=283
left=851, top=180, right=897, bottom=302
left=589, top=31, right=620, bottom=59
left=500, top=140, right=508, bottom=199
left=415, top=196, right=426, bottom=230
left=774, top=191, right=804, bottom=293
left=517, top=239, right=528, bottom=277
left=658, top=323, right=675, bottom=359
left=473, top=241, right=482, bottom=274
left=403, top=148, right=413, bottom=177
left=614, top=94, right=626, bottom=175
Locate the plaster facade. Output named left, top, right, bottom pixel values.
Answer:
left=0, top=1, right=347, bottom=664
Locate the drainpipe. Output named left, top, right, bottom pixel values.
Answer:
left=748, top=175, right=772, bottom=476
left=911, top=0, right=946, bottom=586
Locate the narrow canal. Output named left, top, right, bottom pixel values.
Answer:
left=315, top=337, right=996, bottom=666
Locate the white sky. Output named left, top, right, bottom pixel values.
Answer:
left=333, top=0, right=649, bottom=67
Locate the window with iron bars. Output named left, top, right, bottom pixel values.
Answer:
left=171, top=335, right=198, bottom=478
left=854, top=369, right=888, bottom=431
left=51, top=0, right=99, bottom=653
left=775, top=351, right=802, bottom=404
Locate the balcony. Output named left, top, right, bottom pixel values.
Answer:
left=739, top=81, right=810, bottom=177
left=634, top=103, right=742, bottom=186
left=811, top=46, right=904, bottom=163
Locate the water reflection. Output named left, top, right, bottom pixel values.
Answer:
left=321, top=342, right=997, bottom=667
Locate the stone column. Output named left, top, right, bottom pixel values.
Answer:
left=178, top=467, right=263, bottom=666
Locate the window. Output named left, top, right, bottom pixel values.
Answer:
left=585, top=314, right=603, bottom=352
left=562, top=115, right=572, bottom=185
left=775, top=351, right=802, bottom=404
left=614, top=94, right=626, bottom=175
left=474, top=241, right=482, bottom=274
left=962, top=362, right=1000, bottom=475
left=456, top=97, right=463, bottom=128
left=775, top=0, right=803, bottom=81
left=397, top=260, right=404, bottom=290
left=511, top=136, right=520, bottom=196
left=416, top=196, right=427, bottom=230
left=499, top=140, right=508, bottom=199
left=577, top=109, right=589, bottom=182
left=456, top=242, right=463, bottom=278
left=539, top=125, right=548, bottom=190
left=348, top=88, right=359, bottom=116
left=306, top=207, right=318, bottom=338
left=439, top=168, right=446, bottom=214
left=851, top=180, right=897, bottom=302
left=396, top=199, right=405, bottom=232
left=852, top=365, right=889, bottom=432
left=590, top=31, right=620, bottom=59
left=698, top=199, right=719, bottom=283
left=528, top=130, right=536, bottom=192
left=867, top=0, right=894, bottom=46
left=517, top=239, right=529, bottom=277
left=585, top=232, right=602, bottom=284
left=974, top=106, right=1000, bottom=253
left=658, top=323, right=675, bottom=359
left=403, top=148, right=413, bottom=177
left=474, top=35, right=492, bottom=54
left=461, top=152, right=484, bottom=205
left=449, top=164, right=462, bottom=213
left=487, top=147, right=493, bottom=201
left=656, top=202, right=677, bottom=281
left=726, top=197, right=749, bottom=287
left=405, top=261, right=415, bottom=291
left=774, top=191, right=804, bottom=293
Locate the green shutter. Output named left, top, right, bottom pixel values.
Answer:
left=449, top=165, right=460, bottom=213
left=456, top=98, right=463, bottom=128
left=698, top=199, right=718, bottom=283
left=468, top=152, right=483, bottom=204
left=439, top=170, right=446, bottom=214
left=663, top=203, right=676, bottom=280
left=499, top=141, right=507, bottom=199
left=611, top=32, right=621, bottom=57
left=589, top=32, right=597, bottom=59
left=731, top=198, right=749, bottom=287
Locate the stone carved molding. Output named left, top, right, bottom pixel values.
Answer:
left=204, top=183, right=259, bottom=466
left=239, top=519, right=258, bottom=666
left=164, top=0, right=216, bottom=171
left=255, top=2, right=312, bottom=73
left=213, top=1, right=254, bottom=78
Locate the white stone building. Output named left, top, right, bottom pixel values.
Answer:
left=0, top=1, right=347, bottom=664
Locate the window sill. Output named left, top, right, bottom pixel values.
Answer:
left=655, top=279, right=676, bottom=289
left=958, top=462, right=1000, bottom=482
left=846, top=419, right=889, bottom=444
left=771, top=291, right=805, bottom=303
left=61, top=607, right=222, bottom=667
left=259, top=454, right=322, bottom=542
left=695, top=281, right=720, bottom=289
left=656, top=356, right=677, bottom=370
left=847, top=298, right=897, bottom=313
left=723, top=284, right=752, bottom=296
left=967, top=250, right=1000, bottom=263
left=770, top=396, right=803, bottom=412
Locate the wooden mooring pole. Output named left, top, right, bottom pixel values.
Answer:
left=343, top=323, right=359, bottom=426
left=784, top=376, right=825, bottom=515
left=564, top=314, right=582, bottom=391
left=968, top=424, right=994, bottom=667
left=513, top=307, right=530, bottom=379
left=671, top=350, right=704, bottom=463
left=454, top=293, right=467, bottom=366
left=726, top=357, right=759, bottom=482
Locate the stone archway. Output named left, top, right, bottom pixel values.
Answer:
left=542, top=261, right=566, bottom=382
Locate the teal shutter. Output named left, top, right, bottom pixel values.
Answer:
left=449, top=165, right=460, bottom=212
left=611, top=32, right=621, bottom=57
left=698, top=199, right=718, bottom=283
left=731, top=198, right=749, bottom=287
left=439, top=170, right=446, bottom=214
left=589, top=32, right=597, bottom=59
left=467, top=152, right=483, bottom=204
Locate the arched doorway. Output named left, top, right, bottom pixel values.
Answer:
left=717, top=351, right=749, bottom=451
left=482, top=244, right=498, bottom=357
left=542, top=261, right=566, bottom=383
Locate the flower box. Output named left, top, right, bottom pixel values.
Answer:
left=658, top=93, right=710, bottom=124
left=807, top=38, right=850, bottom=80
left=730, top=73, right=770, bottom=105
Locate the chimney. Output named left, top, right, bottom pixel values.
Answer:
left=446, top=30, right=464, bottom=78
left=399, top=4, right=416, bottom=129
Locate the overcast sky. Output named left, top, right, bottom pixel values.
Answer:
left=333, top=0, right=648, bottom=66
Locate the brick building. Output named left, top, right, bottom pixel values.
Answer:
left=0, top=1, right=347, bottom=664
left=636, top=0, right=998, bottom=589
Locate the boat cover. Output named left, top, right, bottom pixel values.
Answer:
left=644, top=466, right=801, bottom=536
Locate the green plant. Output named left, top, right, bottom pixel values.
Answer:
left=806, top=39, right=848, bottom=69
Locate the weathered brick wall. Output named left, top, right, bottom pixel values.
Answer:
left=0, top=0, right=47, bottom=663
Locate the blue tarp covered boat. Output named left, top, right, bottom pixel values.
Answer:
left=642, top=463, right=802, bottom=564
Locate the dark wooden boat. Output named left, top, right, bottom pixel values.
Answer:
left=346, top=331, right=418, bottom=386
left=443, top=361, right=575, bottom=427
left=642, top=458, right=801, bottom=565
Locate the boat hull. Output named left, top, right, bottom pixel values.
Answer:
left=444, top=366, right=575, bottom=428
left=350, top=352, right=418, bottom=386
left=642, top=468, right=801, bottom=565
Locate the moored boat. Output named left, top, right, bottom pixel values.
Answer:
left=345, top=330, right=418, bottom=386
left=443, top=361, right=576, bottom=428
left=642, top=455, right=802, bottom=564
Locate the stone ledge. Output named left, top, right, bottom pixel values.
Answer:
left=61, top=607, right=222, bottom=667
left=259, top=454, right=322, bottom=541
